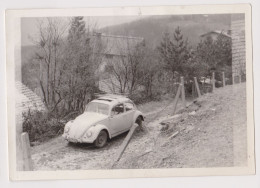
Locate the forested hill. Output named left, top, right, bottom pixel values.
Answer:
left=100, top=14, right=231, bottom=48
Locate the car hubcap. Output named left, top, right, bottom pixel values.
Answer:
left=98, top=132, right=106, bottom=146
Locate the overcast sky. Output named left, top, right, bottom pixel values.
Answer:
left=21, top=16, right=145, bottom=46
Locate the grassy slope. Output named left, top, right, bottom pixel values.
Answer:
left=115, top=83, right=247, bottom=168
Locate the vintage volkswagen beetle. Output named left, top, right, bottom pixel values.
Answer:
left=62, top=95, right=144, bottom=148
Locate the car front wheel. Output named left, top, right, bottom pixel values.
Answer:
left=94, top=130, right=108, bottom=148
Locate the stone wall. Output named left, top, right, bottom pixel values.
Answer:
left=231, top=16, right=246, bottom=78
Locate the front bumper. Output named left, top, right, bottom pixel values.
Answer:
left=62, top=133, right=96, bottom=143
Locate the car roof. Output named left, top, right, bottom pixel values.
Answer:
left=91, top=94, right=131, bottom=106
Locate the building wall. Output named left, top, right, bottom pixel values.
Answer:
left=231, top=18, right=246, bottom=77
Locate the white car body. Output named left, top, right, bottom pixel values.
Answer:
left=62, top=95, right=144, bottom=145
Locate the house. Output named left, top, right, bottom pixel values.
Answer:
left=92, top=33, right=144, bottom=71
left=91, top=33, right=144, bottom=94
left=15, top=82, right=46, bottom=171
left=16, top=81, right=46, bottom=114
left=200, top=30, right=231, bottom=41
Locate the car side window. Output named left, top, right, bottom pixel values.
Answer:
left=125, top=101, right=134, bottom=111
left=111, top=103, right=124, bottom=116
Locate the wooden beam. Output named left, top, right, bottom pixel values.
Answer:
left=112, top=123, right=138, bottom=168
left=16, top=115, right=24, bottom=170
left=21, top=132, right=33, bottom=171
left=180, top=77, right=186, bottom=108
left=194, top=77, right=201, bottom=98
left=222, top=72, right=225, bottom=87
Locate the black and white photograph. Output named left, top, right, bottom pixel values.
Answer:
left=5, top=4, right=254, bottom=180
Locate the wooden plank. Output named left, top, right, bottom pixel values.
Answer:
left=194, top=77, right=201, bottom=98
left=21, top=132, right=33, bottom=171
left=180, top=76, right=186, bottom=108
left=113, top=123, right=138, bottom=166
left=160, top=114, right=181, bottom=125
left=168, top=131, right=179, bottom=140
left=16, top=115, right=24, bottom=171
left=222, top=72, right=226, bottom=87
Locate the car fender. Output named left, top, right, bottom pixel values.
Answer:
left=90, top=124, right=111, bottom=140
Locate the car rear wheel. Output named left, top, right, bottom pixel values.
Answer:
left=94, top=130, right=108, bottom=148
left=135, top=116, right=144, bottom=132
left=135, top=116, right=143, bottom=127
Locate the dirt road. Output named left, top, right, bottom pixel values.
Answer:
left=31, top=83, right=247, bottom=170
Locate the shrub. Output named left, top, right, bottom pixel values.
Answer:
left=129, top=90, right=161, bottom=105
left=22, top=109, right=65, bottom=143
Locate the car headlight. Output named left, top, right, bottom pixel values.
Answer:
left=64, top=123, right=72, bottom=133
left=84, top=127, right=95, bottom=138
left=64, top=126, right=70, bottom=133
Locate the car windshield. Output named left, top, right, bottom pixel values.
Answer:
left=85, top=102, right=109, bottom=115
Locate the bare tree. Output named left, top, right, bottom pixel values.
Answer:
left=33, top=18, right=68, bottom=111
left=105, top=38, right=147, bottom=95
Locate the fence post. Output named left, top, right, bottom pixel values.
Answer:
left=222, top=72, right=225, bottom=87
left=192, top=82, right=195, bottom=98
left=194, top=77, right=201, bottom=98
left=180, top=77, right=186, bottom=108
left=212, top=72, right=215, bottom=92
left=173, top=84, right=182, bottom=115
left=232, top=75, right=236, bottom=85
left=21, top=132, right=33, bottom=171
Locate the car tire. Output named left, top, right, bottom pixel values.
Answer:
left=67, top=141, right=75, bottom=146
left=135, top=116, right=143, bottom=127
left=94, top=130, right=108, bottom=148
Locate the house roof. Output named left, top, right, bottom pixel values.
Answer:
left=92, top=33, right=144, bottom=56
left=200, top=30, right=231, bottom=38
left=16, top=81, right=46, bottom=114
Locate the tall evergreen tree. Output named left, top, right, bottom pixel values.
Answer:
left=157, top=26, right=190, bottom=80
left=68, top=17, right=86, bottom=43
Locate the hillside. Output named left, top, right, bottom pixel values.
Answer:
left=100, top=14, right=231, bottom=48
left=30, top=83, right=247, bottom=170
left=20, top=14, right=231, bottom=90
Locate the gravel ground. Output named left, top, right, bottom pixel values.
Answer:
left=30, top=83, right=247, bottom=170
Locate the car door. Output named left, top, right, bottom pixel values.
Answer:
left=109, top=103, right=128, bottom=136
left=124, top=101, right=136, bottom=129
